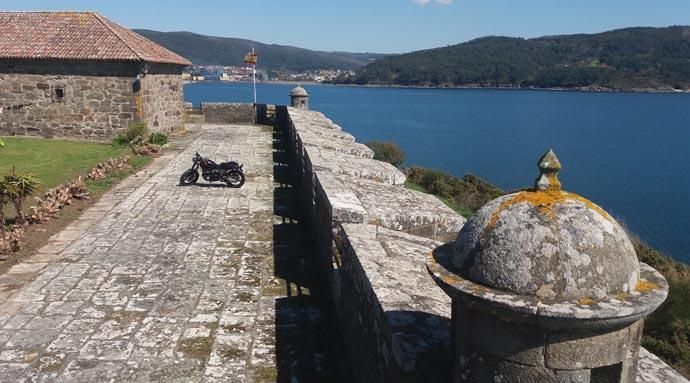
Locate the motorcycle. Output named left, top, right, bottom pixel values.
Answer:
left=179, top=152, right=245, bottom=188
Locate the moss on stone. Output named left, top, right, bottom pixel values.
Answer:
left=176, top=336, right=214, bottom=360
left=33, top=352, right=66, bottom=372
left=253, top=366, right=278, bottom=382
left=218, top=345, right=245, bottom=360
left=262, top=284, right=287, bottom=297
left=236, top=291, right=255, bottom=302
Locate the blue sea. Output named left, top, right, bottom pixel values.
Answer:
left=185, top=82, right=690, bottom=263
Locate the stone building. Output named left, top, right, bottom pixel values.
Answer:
left=0, top=12, right=191, bottom=139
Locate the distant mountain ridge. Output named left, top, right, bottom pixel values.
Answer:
left=134, top=29, right=387, bottom=71
left=337, top=26, right=690, bottom=91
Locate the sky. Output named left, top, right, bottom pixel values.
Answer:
left=3, top=0, right=690, bottom=54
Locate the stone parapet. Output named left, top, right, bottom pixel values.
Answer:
left=202, top=103, right=255, bottom=124
left=309, top=148, right=406, bottom=185
left=279, top=105, right=463, bottom=382
left=334, top=224, right=451, bottom=383
left=317, top=172, right=465, bottom=241
left=300, top=130, right=374, bottom=157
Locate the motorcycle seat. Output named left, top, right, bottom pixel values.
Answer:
left=218, top=161, right=239, bottom=170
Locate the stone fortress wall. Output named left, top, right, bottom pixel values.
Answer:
left=260, top=104, right=688, bottom=383
left=0, top=61, right=185, bottom=139
left=276, top=105, right=464, bottom=382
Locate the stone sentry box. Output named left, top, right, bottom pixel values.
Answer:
left=290, top=85, right=309, bottom=110
left=427, top=150, right=668, bottom=383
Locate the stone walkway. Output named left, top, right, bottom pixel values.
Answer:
left=0, top=124, right=350, bottom=382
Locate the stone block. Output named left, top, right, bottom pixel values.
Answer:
left=554, top=369, right=591, bottom=382
left=462, top=353, right=558, bottom=383
left=545, top=326, right=630, bottom=369
left=468, top=309, right=546, bottom=367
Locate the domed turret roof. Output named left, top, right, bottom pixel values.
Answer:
left=451, top=150, right=639, bottom=302
left=290, top=85, right=308, bottom=96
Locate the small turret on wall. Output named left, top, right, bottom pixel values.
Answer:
left=427, top=150, right=669, bottom=383
left=290, top=85, right=309, bottom=110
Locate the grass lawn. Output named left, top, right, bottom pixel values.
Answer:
left=0, top=137, right=128, bottom=190
left=1, top=136, right=150, bottom=219
left=1, top=136, right=153, bottom=270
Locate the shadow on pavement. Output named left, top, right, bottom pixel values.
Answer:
left=271, top=122, right=354, bottom=382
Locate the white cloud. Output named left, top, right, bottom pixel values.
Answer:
left=412, top=0, right=453, bottom=5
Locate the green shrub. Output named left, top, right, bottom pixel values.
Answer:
left=632, top=238, right=690, bottom=377
left=365, top=141, right=405, bottom=167
left=112, top=122, right=150, bottom=147
left=456, top=174, right=505, bottom=211
left=429, top=179, right=453, bottom=198
left=128, top=122, right=149, bottom=143
left=111, top=133, right=130, bottom=147
left=148, top=132, right=169, bottom=146
left=406, top=167, right=504, bottom=215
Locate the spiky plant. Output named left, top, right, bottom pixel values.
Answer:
left=0, top=179, right=9, bottom=231
left=3, top=167, right=42, bottom=225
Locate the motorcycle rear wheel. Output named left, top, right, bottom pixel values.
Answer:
left=180, top=169, right=199, bottom=186
left=225, top=171, right=245, bottom=188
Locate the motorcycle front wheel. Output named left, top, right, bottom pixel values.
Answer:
left=179, top=169, right=199, bottom=186
left=224, top=171, right=245, bottom=188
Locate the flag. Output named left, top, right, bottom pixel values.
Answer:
left=244, top=50, right=258, bottom=66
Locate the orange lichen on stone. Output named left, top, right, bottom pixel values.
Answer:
left=577, top=297, right=595, bottom=305
left=487, top=190, right=612, bottom=230
left=577, top=297, right=594, bottom=306
left=615, top=292, right=631, bottom=301
left=545, top=173, right=561, bottom=191
left=636, top=280, right=659, bottom=293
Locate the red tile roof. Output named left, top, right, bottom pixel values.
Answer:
left=0, top=12, right=191, bottom=66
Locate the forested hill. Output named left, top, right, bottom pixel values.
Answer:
left=336, top=26, right=690, bottom=91
left=134, top=29, right=386, bottom=71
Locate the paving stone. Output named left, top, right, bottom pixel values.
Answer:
left=0, top=123, right=354, bottom=382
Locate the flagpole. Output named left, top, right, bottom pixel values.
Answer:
left=252, top=48, right=257, bottom=105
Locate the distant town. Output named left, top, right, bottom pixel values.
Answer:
left=185, top=65, right=354, bottom=83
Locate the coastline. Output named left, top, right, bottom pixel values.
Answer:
left=185, top=79, right=690, bottom=94
left=325, top=82, right=690, bottom=94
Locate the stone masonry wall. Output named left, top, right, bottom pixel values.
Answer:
left=278, top=106, right=454, bottom=382
left=0, top=60, right=186, bottom=139
left=202, top=103, right=255, bottom=124
left=139, top=73, right=185, bottom=133
left=0, top=72, right=136, bottom=139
